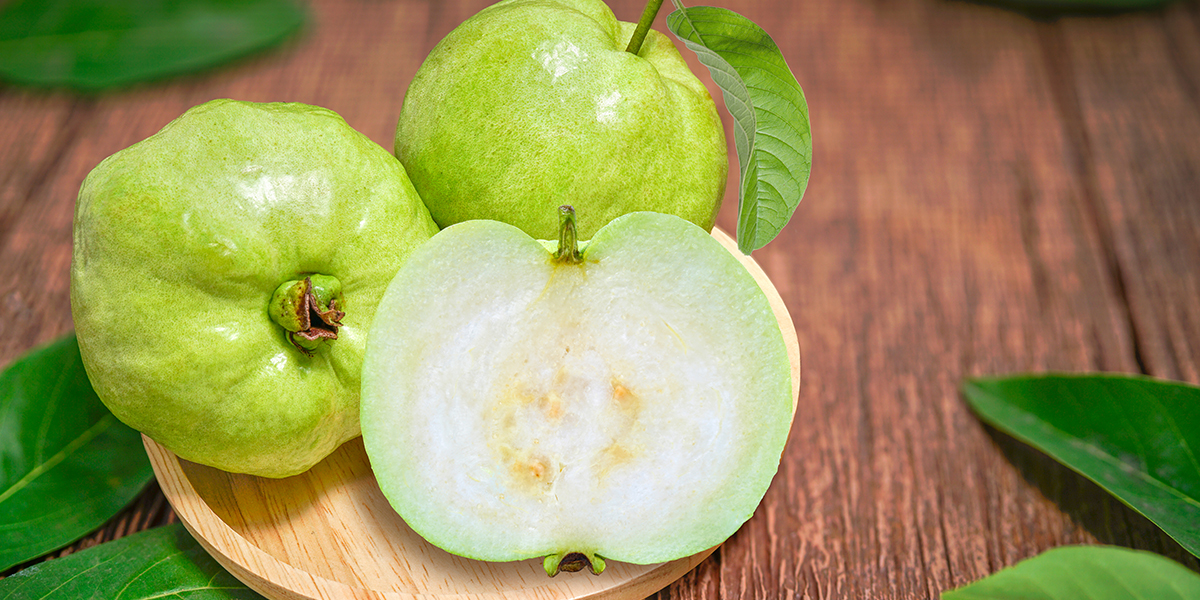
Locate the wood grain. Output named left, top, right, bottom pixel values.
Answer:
left=2, top=0, right=1199, bottom=598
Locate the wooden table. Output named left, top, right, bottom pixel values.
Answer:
left=2, top=0, right=1198, bottom=597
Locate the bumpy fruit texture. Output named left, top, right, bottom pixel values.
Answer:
left=361, top=212, right=791, bottom=571
left=71, top=99, right=438, bottom=478
left=396, top=0, right=728, bottom=240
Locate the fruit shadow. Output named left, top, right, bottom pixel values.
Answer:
left=982, top=423, right=1200, bottom=570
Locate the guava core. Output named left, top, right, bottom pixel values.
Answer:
left=361, top=211, right=792, bottom=574
left=71, top=99, right=438, bottom=478
left=395, top=0, right=728, bottom=240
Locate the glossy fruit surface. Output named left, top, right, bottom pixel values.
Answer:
left=395, top=0, right=728, bottom=240
left=71, top=99, right=438, bottom=478
left=361, top=211, right=790, bottom=574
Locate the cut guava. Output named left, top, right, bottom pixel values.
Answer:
left=361, top=210, right=792, bottom=574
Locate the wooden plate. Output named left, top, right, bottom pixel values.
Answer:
left=145, top=228, right=801, bottom=600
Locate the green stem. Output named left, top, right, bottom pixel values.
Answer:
left=553, top=206, right=583, bottom=265
left=624, top=0, right=665, bottom=55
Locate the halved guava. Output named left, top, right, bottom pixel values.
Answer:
left=361, top=210, right=792, bottom=574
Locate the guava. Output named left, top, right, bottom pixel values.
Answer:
left=361, top=209, right=791, bottom=575
left=71, top=99, right=439, bottom=478
left=394, top=0, right=728, bottom=240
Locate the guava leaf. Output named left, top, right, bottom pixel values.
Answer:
left=0, top=0, right=305, bottom=91
left=666, top=2, right=811, bottom=255
left=0, top=523, right=265, bottom=599
left=962, top=373, right=1200, bottom=559
left=941, top=545, right=1200, bottom=599
left=0, top=334, right=154, bottom=571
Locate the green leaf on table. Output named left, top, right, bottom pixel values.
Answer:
left=0, top=523, right=265, bottom=599
left=0, top=334, right=154, bottom=572
left=941, top=545, right=1200, bottom=599
left=666, top=2, right=812, bottom=255
left=0, top=0, right=306, bottom=91
left=962, top=373, right=1200, bottom=558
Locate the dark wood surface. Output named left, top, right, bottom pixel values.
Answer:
left=2, top=0, right=1199, bottom=597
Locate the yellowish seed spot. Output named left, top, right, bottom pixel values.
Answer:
left=603, top=443, right=635, bottom=464
left=540, top=391, right=563, bottom=419
left=611, top=381, right=641, bottom=417
left=529, top=459, right=546, bottom=480
left=613, top=383, right=631, bottom=402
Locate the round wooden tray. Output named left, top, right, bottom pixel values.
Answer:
left=144, top=228, right=801, bottom=600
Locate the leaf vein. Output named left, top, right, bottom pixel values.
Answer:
left=0, top=414, right=117, bottom=504
left=992, top=388, right=1200, bottom=511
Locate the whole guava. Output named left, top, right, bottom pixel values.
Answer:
left=71, top=99, right=439, bottom=478
left=361, top=209, right=791, bottom=575
left=395, top=0, right=728, bottom=240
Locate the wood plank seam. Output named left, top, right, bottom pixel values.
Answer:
left=1035, top=23, right=1149, bottom=375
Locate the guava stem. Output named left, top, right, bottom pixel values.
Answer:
left=625, top=0, right=665, bottom=55
left=553, top=205, right=584, bottom=265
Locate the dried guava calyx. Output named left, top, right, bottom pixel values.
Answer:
left=361, top=211, right=793, bottom=573
left=544, top=552, right=606, bottom=577
left=269, top=275, right=346, bottom=355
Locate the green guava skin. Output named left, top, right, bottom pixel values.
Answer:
left=395, top=0, right=728, bottom=240
left=71, top=99, right=439, bottom=478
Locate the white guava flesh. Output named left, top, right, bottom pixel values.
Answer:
left=361, top=212, right=792, bottom=574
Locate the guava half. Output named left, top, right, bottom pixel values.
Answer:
left=71, top=99, right=438, bottom=478
left=361, top=210, right=792, bottom=575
